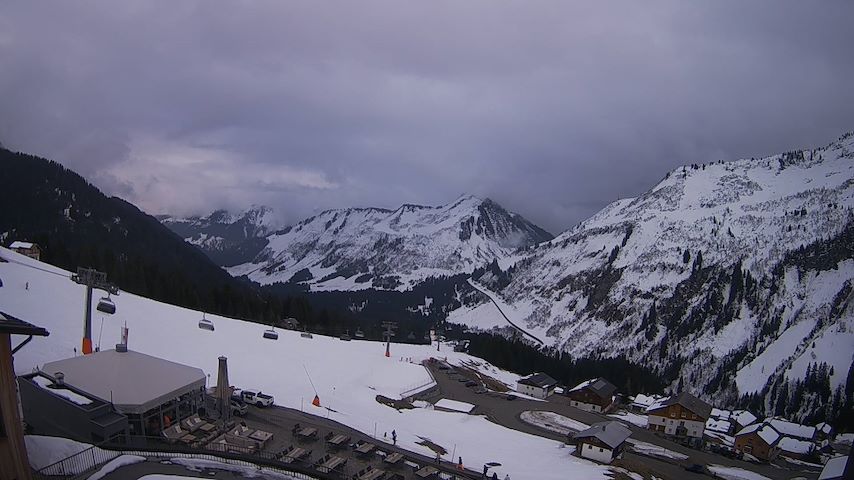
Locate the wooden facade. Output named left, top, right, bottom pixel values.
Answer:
left=734, top=430, right=777, bottom=461
left=567, top=388, right=611, bottom=411
left=0, top=332, right=33, bottom=480
left=647, top=403, right=707, bottom=439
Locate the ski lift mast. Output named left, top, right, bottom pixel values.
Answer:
left=382, top=321, right=397, bottom=357
left=71, top=267, right=118, bottom=355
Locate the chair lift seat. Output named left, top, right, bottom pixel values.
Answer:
left=96, top=297, right=116, bottom=315
left=263, top=328, right=278, bottom=340
left=199, top=318, right=215, bottom=331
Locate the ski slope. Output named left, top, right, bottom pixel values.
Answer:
left=0, top=247, right=609, bottom=479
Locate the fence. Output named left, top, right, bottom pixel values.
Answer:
left=32, top=435, right=329, bottom=480
left=33, top=434, right=483, bottom=480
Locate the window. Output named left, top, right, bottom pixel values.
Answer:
left=588, top=444, right=592, bottom=449
left=681, top=412, right=686, bottom=418
left=599, top=448, right=603, bottom=453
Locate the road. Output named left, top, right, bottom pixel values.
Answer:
left=426, top=362, right=820, bottom=480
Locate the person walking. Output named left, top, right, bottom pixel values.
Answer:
left=391, top=429, right=397, bottom=445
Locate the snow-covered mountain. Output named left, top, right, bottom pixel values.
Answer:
left=158, top=205, right=278, bottom=266
left=452, top=132, right=854, bottom=420
left=228, top=195, right=552, bottom=290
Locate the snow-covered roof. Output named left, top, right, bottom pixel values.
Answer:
left=518, top=372, right=558, bottom=389
left=816, top=422, right=832, bottom=434
left=818, top=455, right=849, bottom=480
left=568, top=377, right=617, bottom=398
left=10, top=241, right=35, bottom=249
left=735, top=423, right=780, bottom=446
left=645, top=391, right=712, bottom=419
left=630, top=393, right=664, bottom=408
left=572, top=421, right=632, bottom=449
left=42, top=349, right=206, bottom=414
left=777, top=436, right=813, bottom=455
left=767, top=418, right=816, bottom=440
left=705, top=417, right=732, bottom=434
left=711, top=408, right=731, bottom=419
left=732, top=410, right=757, bottom=427
left=30, top=374, right=96, bottom=406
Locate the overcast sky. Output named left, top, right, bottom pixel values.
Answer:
left=1, top=2, right=853, bottom=234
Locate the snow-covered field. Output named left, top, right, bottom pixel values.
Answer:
left=1, top=248, right=610, bottom=480
left=708, top=465, right=772, bottom=480
left=519, top=410, right=589, bottom=435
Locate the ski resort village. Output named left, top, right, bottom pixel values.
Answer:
left=2, top=4, right=854, bottom=478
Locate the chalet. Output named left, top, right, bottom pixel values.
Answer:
left=705, top=408, right=757, bottom=435
left=566, top=377, right=617, bottom=413
left=516, top=372, right=558, bottom=399
left=0, top=312, right=49, bottom=480
left=645, top=391, right=712, bottom=447
left=570, top=421, right=632, bottom=464
left=734, top=423, right=781, bottom=462
left=9, top=241, right=41, bottom=261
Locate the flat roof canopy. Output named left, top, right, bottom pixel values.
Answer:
left=42, top=349, right=205, bottom=414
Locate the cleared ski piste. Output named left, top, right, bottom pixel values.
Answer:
left=1, top=248, right=610, bottom=480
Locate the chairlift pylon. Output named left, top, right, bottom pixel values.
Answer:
left=198, top=312, right=215, bottom=331
left=355, top=328, right=365, bottom=339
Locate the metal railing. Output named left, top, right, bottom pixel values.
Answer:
left=33, top=434, right=483, bottom=480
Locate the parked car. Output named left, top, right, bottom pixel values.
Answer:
left=505, top=394, right=518, bottom=401
left=684, top=464, right=708, bottom=474
left=464, top=380, right=478, bottom=387
left=239, top=389, right=275, bottom=407
left=231, top=398, right=248, bottom=416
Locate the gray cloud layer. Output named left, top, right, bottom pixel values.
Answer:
left=1, top=1, right=853, bottom=233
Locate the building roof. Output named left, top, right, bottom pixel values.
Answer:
left=646, top=391, right=712, bottom=419
left=569, top=377, right=617, bottom=399
left=629, top=393, right=665, bottom=409
left=818, top=455, right=849, bottom=480
left=732, top=410, right=758, bottom=428
left=0, top=311, right=50, bottom=336
left=736, top=423, right=780, bottom=446
left=42, top=349, right=205, bottom=414
left=767, top=418, right=816, bottom=440
left=572, top=421, right=632, bottom=449
left=778, top=436, right=813, bottom=455
left=518, top=372, right=558, bottom=389
left=705, top=417, right=732, bottom=434
left=816, top=422, right=833, bottom=434
left=9, top=241, right=35, bottom=249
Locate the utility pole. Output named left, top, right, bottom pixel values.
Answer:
left=71, top=267, right=118, bottom=355
left=382, top=321, right=397, bottom=357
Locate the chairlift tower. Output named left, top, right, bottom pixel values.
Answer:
left=71, top=267, right=119, bottom=355
left=382, top=321, right=397, bottom=357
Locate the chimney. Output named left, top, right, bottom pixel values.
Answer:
left=116, top=323, right=129, bottom=351
left=54, top=372, right=65, bottom=385
left=216, top=356, right=231, bottom=423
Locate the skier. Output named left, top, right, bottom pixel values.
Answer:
left=391, top=429, right=397, bottom=445
left=504, top=475, right=511, bottom=480
left=492, top=473, right=498, bottom=480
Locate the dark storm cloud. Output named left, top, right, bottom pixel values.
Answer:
left=1, top=1, right=853, bottom=233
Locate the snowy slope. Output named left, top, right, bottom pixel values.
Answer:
left=228, top=195, right=552, bottom=290
left=0, top=247, right=607, bottom=480
left=451, top=132, right=854, bottom=412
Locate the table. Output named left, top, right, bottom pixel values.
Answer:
left=318, top=455, right=346, bottom=473
left=327, top=433, right=349, bottom=446
left=383, top=452, right=404, bottom=464
left=414, top=466, right=438, bottom=478
left=282, top=447, right=307, bottom=464
left=297, top=427, right=318, bottom=438
left=357, top=468, right=386, bottom=480
left=199, top=423, right=216, bottom=433
left=355, top=442, right=375, bottom=455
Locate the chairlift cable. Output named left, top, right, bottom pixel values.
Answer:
left=303, top=364, right=318, bottom=396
